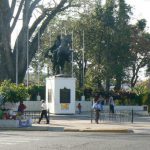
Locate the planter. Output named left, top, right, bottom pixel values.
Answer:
left=0, top=120, right=19, bottom=128
left=0, top=119, right=32, bottom=128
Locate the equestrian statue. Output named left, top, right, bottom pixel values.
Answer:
left=45, top=34, right=72, bottom=75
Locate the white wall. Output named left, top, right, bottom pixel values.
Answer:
left=4, top=101, right=41, bottom=112
left=75, top=101, right=92, bottom=112
left=46, top=76, right=76, bottom=114
left=23, top=101, right=41, bottom=111
left=75, top=101, right=149, bottom=115
left=22, top=101, right=148, bottom=115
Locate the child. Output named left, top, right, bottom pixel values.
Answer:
left=77, top=103, right=82, bottom=114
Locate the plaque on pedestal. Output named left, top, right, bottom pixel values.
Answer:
left=60, top=88, right=70, bottom=103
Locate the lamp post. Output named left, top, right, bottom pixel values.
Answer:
left=81, top=30, right=85, bottom=101
left=26, top=27, right=29, bottom=88
left=37, top=29, right=41, bottom=101
left=71, top=31, right=74, bottom=77
left=16, top=33, right=18, bottom=86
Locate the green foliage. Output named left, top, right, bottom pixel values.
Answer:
left=0, top=80, right=29, bottom=103
left=136, top=19, right=147, bottom=31
left=33, top=0, right=150, bottom=93
left=0, top=109, right=3, bottom=119
left=136, top=93, right=150, bottom=111
left=28, top=85, right=45, bottom=101
left=115, top=99, right=122, bottom=106
left=76, top=89, right=83, bottom=101
left=132, top=84, right=149, bottom=95
left=142, top=93, right=149, bottom=105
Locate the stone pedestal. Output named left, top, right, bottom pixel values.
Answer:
left=46, top=76, right=76, bottom=114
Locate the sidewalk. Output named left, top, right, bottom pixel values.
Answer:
left=0, top=112, right=150, bottom=133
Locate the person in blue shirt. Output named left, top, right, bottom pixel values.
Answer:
left=93, top=100, right=101, bottom=124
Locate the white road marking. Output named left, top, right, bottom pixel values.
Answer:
left=0, top=137, right=39, bottom=146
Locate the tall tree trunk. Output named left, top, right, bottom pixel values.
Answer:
left=115, top=75, right=122, bottom=91
left=105, top=76, right=110, bottom=92
left=130, top=64, right=140, bottom=88
left=0, top=0, right=73, bottom=83
left=0, top=1, right=15, bottom=82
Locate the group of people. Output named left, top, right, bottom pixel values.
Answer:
left=76, top=95, right=115, bottom=124
left=18, top=95, right=114, bottom=125
left=18, top=100, right=49, bottom=124
left=92, top=95, right=115, bottom=124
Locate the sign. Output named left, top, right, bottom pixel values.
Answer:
left=61, top=103, right=69, bottom=110
left=60, top=88, right=70, bottom=103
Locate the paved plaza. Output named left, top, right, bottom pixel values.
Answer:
left=0, top=112, right=150, bottom=134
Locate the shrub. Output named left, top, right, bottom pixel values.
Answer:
left=28, top=85, right=45, bottom=101
left=0, top=80, right=29, bottom=104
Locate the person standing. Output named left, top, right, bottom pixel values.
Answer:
left=38, top=100, right=49, bottom=124
left=99, top=95, right=104, bottom=111
left=109, top=96, right=115, bottom=114
left=93, top=100, right=101, bottom=124
left=18, top=101, right=26, bottom=115
left=77, top=103, right=82, bottom=114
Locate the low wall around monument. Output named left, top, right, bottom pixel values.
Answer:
left=20, top=101, right=149, bottom=116
left=75, top=101, right=149, bottom=115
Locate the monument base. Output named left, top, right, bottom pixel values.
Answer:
left=46, top=76, right=76, bottom=114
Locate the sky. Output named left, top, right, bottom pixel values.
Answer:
left=125, top=0, right=150, bottom=80
left=126, top=0, right=150, bottom=32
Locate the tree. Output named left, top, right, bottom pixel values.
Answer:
left=0, top=80, right=29, bottom=103
left=0, top=0, right=76, bottom=83
left=129, top=20, right=150, bottom=88
left=113, top=0, right=132, bottom=90
left=95, top=0, right=116, bottom=92
left=64, top=0, right=132, bottom=92
left=85, top=0, right=131, bottom=92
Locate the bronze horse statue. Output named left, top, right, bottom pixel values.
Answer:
left=45, top=34, right=72, bottom=74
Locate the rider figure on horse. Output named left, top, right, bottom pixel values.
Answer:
left=45, top=34, right=72, bottom=75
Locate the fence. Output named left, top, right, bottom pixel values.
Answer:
left=16, top=110, right=50, bottom=123
left=91, top=109, right=133, bottom=123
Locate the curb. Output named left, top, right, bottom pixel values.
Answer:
left=0, top=127, right=49, bottom=131
left=0, top=127, right=133, bottom=133
left=64, top=128, right=133, bottom=133
left=0, top=126, right=64, bottom=131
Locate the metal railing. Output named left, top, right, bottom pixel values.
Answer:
left=15, top=110, right=50, bottom=123
left=91, top=109, right=133, bottom=123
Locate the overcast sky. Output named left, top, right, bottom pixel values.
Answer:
left=126, top=0, right=150, bottom=32
left=125, top=0, right=150, bottom=80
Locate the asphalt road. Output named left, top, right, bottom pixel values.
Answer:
left=0, top=131, right=150, bottom=150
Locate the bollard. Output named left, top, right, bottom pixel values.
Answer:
left=48, top=109, right=50, bottom=123
left=91, top=109, right=93, bottom=123
left=131, top=109, right=133, bottom=123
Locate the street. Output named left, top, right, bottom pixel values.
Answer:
left=0, top=131, right=150, bottom=150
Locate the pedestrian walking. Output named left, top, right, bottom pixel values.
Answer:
left=93, top=100, right=101, bottom=124
left=37, top=100, right=49, bottom=124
